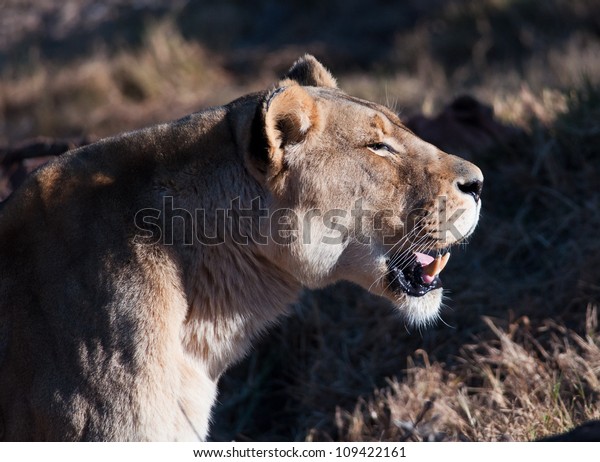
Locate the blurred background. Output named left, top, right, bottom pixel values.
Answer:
left=1, top=0, right=599, bottom=441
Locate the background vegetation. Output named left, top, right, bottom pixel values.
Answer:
left=1, top=0, right=599, bottom=441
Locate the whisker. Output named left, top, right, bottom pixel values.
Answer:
left=368, top=221, right=432, bottom=294
left=368, top=230, right=424, bottom=293
left=379, top=216, right=427, bottom=261
left=390, top=233, right=431, bottom=269
left=367, top=214, right=439, bottom=295
left=384, top=224, right=428, bottom=266
left=380, top=236, right=436, bottom=295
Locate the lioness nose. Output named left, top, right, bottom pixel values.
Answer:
left=454, top=162, right=484, bottom=202
left=457, top=178, right=483, bottom=202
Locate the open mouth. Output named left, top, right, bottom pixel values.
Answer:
left=386, top=248, right=451, bottom=297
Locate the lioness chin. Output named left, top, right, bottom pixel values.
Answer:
left=0, top=55, right=482, bottom=441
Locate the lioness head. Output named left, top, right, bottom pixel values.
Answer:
left=249, top=55, right=483, bottom=326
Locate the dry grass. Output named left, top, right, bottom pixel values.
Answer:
left=0, top=20, right=238, bottom=143
left=333, top=310, right=600, bottom=442
left=1, top=0, right=600, bottom=442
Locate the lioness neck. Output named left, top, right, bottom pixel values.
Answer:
left=159, top=99, right=302, bottom=380
left=181, top=242, right=301, bottom=380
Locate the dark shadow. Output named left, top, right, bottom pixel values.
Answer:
left=3, top=0, right=598, bottom=81
left=537, top=420, right=600, bottom=442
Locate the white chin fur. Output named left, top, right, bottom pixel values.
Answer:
left=392, top=288, right=443, bottom=328
left=341, top=255, right=443, bottom=328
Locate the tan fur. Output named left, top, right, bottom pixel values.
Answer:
left=0, top=56, right=482, bottom=441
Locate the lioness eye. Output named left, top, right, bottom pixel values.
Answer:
left=368, top=142, right=396, bottom=154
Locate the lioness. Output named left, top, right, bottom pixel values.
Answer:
left=0, top=55, right=482, bottom=441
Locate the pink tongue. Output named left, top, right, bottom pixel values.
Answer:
left=421, top=274, right=436, bottom=284
left=414, top=252, right=436, bottom=284
left=414, top=252, right=434, bottom=266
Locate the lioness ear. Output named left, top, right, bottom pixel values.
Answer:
left=248, top=85, right=320, bottom=181
left=281, top=54, right=337, bottom=89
